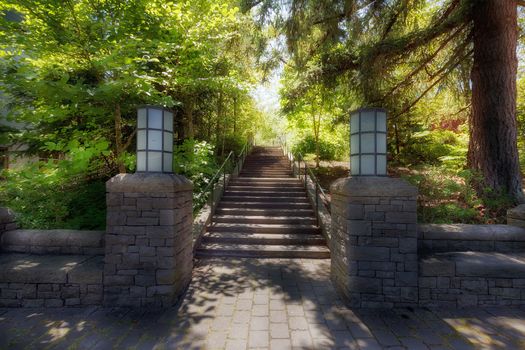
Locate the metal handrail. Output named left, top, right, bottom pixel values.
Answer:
left=278, top=137, right=331, bottom=225
left=193, top=141, right=252, bottom=215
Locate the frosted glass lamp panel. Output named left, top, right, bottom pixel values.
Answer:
left=137, top=130, right=146, bottom=150
left=137, top=108, right=147, bottom=128
left=164, top=111, right=173, bottom=132
left=351, top=155, right=360, bottom=175
left=148, top=108, right=163, bottom=129
left=376, top=155, right=387, bottom=175
left=163, top=132, right=173, bottom=152
left=377, top=112, right=387, bottom=132
left=361, top=133, right=375, bottom=153
left=376, top=133, right=387, bottom=153
left=137, top=151, right=146, bottom=172
left=361, top=111, right=376, bottom=132
left=350, top=134, right=360, bottom=155
left=148, top=130, right=162, bottom=150
left=361, top=155, right=375, bottom=175
left=350, top=113, right=359, bottom=133
left=163, top=153, right=173, bottom=173
left=148, top=152, right=162, bottom=172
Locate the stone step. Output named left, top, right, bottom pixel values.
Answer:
left=214, top=208, right=314, bottom=216
left=239, top=175, right=293, bottom=178
left=196, top=243, right=330, bottom=259
left=241, top=168, right=291, bottom=172
left=231, top=177, right=300, bottom=182
left=240, top=173, right=292, bottom=176
left=195, top=146, right=328, bottom=260
left=240, top=168, right=290, bottom=171
left=202, top=232, right=326, bottom=245
left=224, top=191, right=307, bottom=198
left=245, top=155, right=285, bottom=158
left=244, top=159, right=287, bottom=161
left=221, top=196, right=310, bottom=203
left=218, top=202, right=313, bottom=209
left=242, top=165, right=289, bottom=168
left=231, top=181, right=301, bottom=186
left=244, top=160, right=287, bottom=163
left=213, top=215, right=316, bottom=225
left=240, top=172, right=293, bottom=176
left=244, top=159, right=287, bottom=162
left=226, top=186, right=305, bottom=192
left=208, top=223, right=320, bottom=234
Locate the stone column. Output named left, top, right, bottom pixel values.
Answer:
left=0, top=207, right=18, bottom=241
left=508, top=204, right=525, bottom=228
left=104, top=173, right=193, bottom=308
left=330, top=177, right=418, bottom=308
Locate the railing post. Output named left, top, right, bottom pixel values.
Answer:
left=304, top=163, right=307, bottom=189
left=210, top=182, right=215, bottom=207
left=315, top=182, right=319, bottom=225
left=298, top=156, right=301, bottom=182
left=223, top=155, right=228, bottom=189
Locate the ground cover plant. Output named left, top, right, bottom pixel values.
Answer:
left=1, top=0, right=525, bottom=228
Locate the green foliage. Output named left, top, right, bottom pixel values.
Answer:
left=0, top=0, right=272, bottom=227
left=173, top=139, right=218, bottom=210
left=402, top=167, right=513, bottom=224
left=0, top=163, right=106, bottom=230
left=292, top=134, right=345, bottom=161
left=0, top=0, right=263, bottom=171
left=396, top=129, right=467, bottom=171
left=220, top=134, right=247, bottom=157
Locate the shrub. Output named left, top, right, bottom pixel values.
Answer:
left=402, top=166, right=513, bottom=224
left=173, top=139, right=219, bottom=211
left=292, top=134, right=346, bottom=161
left=0, top=163, right=106, bottom=230
left=398, top=130, right=467, bottom=170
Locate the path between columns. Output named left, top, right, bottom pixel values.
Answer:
left=1, top=258, right=524, bottom=349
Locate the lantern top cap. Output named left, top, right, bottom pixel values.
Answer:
left=350, top=107, right=388, bottom=115
left=137, top=105, right=172, bottom=112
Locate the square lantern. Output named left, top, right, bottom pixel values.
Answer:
left=136, top=106, right=174, bottom=173
left=350, top=108, right=387, bottom=176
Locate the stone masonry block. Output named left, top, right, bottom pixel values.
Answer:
left=104, top=173, right=193, bottom=308
left=349, top=246, right=390, bottom=262
left=331, top=176, right=418, bottom=308
left=347, top=220, right=371, bottom=236
left=385, top=212, right=417, bottom=224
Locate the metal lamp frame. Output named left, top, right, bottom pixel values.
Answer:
left=136, top=105, right=174, bottom=174
left=350, top=107, right=388, bottom=176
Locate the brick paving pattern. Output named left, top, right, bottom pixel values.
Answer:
left=1, top=258, right=525, bottom=349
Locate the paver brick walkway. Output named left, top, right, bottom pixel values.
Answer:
left=1, top=258, right=525, bottom=349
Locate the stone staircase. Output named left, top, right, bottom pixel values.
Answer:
left=196, top=146, right=330, bottom=258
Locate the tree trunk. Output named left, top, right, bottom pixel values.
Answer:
left=216, top=92, right=223, bottom=156
left=184, top=95, right=194, bottom=139
left=312, top=114, right=320, bottom=168
left=114, top=103, right=126, bottom=174
left=393, top=121, right=400, bottom=155
left=233, top=96, right=238, bottom=134
left=467, top=0, right=524, bottom=203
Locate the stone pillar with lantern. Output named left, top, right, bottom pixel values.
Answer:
left=330, top=108, right=419, bottom=308
left=103, top=106, right=193, bottom=308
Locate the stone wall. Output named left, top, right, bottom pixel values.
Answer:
left=0, top=254, right=103, bottom=307
left=419, top=252, right=525, bottom=307
left=330, top=176, right=418, bottom=308
left=508, top=204, right=525, bottom=229
left=1, top=229, right=104, bottom=255
left=419, top=224, right=525, bottom=253
left=104, top=173, right=193, bottom=308
left=0, top=207, right=17, bottom=239
left=418, top=224, right=525, bottom=308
